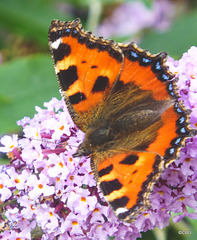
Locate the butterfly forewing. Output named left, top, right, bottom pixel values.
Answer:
left=49, top=19, right=123, bottom=131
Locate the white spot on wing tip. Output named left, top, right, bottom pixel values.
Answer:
left=55, top=68, right=59, bottom=74
left=50, top=38, right=62, bottom=49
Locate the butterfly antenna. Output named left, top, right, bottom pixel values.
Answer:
left=17, top=134, right=59, bottom=145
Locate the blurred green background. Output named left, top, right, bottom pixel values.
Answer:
left=0, top=0, right=197, bottom=239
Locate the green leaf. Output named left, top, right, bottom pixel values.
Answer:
left=0, top=54, right=61, bottom=134
left=186, top=217, right=197, bottom=240
left=66, top=0, right=120, bottom=8
left=140, top=10, right=197, bottom=58
left=0, top=0, right=73, bottom=47
left=126, top=0, right=153, bottom=8
left=0, top=158, right=10, bottom=165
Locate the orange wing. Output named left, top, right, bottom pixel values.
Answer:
left=118, top=42, right=193, bottom=165
left=49, top=19, right=123, bottom=131
left=91, top=151, right=164, bottom=222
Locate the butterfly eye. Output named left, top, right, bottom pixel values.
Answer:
left=73, top=142, right=93, bottom=157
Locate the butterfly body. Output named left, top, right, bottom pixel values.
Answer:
left=49, top=19, right=196, bottom=222
left=74, top=83, right=173, bottom=156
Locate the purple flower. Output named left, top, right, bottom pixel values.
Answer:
left=0, top=46, right=197, bottom=239
left=96, top=0, right=175, bottom=40
left=0, top=134, right=18, bottom=153
left=0, top=172, right=12, bottom=201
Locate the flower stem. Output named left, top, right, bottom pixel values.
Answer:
left=86, top=0, right=102, bottom=33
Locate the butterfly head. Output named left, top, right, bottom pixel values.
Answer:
left=73, top=126, right=114, bottom=157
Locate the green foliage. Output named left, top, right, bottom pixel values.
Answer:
left=186, top=217, right=197, bottom=240
left=0, top=54, right=59, bottom=133
left=0, top=157, right=10, bottom=165
left=140, top=9, right=197, bottom=58
left=0, top=0, right=72, bottom=48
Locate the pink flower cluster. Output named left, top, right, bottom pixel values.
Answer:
left=0, top=46, right=197, bottom=239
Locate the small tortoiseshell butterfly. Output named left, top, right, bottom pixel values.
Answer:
left=48, top=19, right=196, bottom=222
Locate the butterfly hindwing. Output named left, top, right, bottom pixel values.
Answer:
left=91, top=151, right=164, bottom=222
